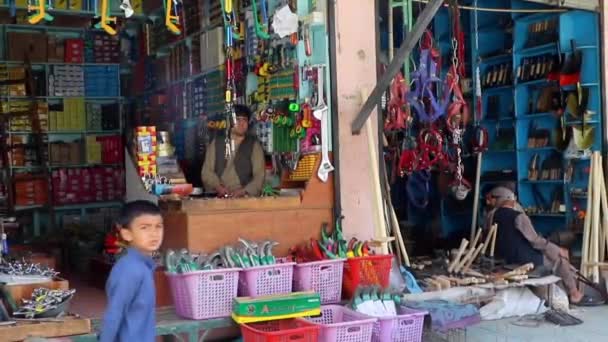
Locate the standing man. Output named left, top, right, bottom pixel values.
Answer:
left=484, top=186, right=595, bottom=305
left=201, top=105, right=265, bottom=197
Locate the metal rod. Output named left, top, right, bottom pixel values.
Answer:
left=327, top=0, right=343, bottom=222
left=351, top=0, right=443, bottom=134
left=470, top=151, right=483, bottom=241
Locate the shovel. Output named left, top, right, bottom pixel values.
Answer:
left=313, top=65, right=334, bottom=182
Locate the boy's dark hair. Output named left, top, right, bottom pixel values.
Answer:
left=117, top=200, right=161, bottom=228
left=234, top=104, right=251, bottom=120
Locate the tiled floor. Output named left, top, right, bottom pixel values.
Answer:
left=466, top=306, right=608, bottom=342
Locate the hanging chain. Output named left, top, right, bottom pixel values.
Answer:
left=453, top=127, right=463, bottom=185
left=223, top=6, right=237, bottom=159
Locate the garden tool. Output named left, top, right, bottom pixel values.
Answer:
left=27, top=0, right=54, bottom=24
left=120, top=0, right=134, bottom=18
left=164, top=250, right=178, bottom=273
left=573, top=125, right=595, bottom=150
left=99, top=0, right=117, bottom=35
left=239, top=239, right=260, bottom=265
left=252, top=0, right=270, bottom=39
left=263, top=241, right=278, bottom=264
left=164, top=0, right=181, bottom=35
left=220, top=247, right=235, bottom=268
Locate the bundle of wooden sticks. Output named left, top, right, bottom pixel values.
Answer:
left=447, top=224, right=498, bottom=275
left=581, top=151, right=608, bottom=283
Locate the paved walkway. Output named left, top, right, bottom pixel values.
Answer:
left=465, top=306, right=608, bottom=342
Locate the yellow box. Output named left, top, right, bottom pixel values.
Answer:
left=86, top=136, right=102, bottom=163
left=131, top=0, right=143, bottom=14
left=15, top=0, right=27, bottom=8
left=56, top=0, right=68, bottom=9
left=49, top=112, right=57, bottom=131
left=68, top=0, right=83, bottom=10
left=56, top=112, right=65, bottom=131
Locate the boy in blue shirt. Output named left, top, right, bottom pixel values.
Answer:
left=99, top=200, right=164, bottom=342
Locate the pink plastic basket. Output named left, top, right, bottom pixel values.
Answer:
left=239, top=262, right=295, bottom=297
left=371, top=307, right=427, bottom=342
left=306, top=305, right=377, bottom=342
left=165, top=268, right=240, bottom=320
left=294, top=259, right=344, bottom=304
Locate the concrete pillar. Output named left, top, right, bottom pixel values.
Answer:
left=331, top=0, right=378, bottom=240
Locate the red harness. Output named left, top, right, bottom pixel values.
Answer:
left=385, top=71, right=410, bottom=131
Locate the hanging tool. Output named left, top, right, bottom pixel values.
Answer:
left=27, top=0, right=54, bottom=24
left=120, top=0, right=134, bottom=18
left=313, top=65, right=334, bottom=182
left=98, top=0, right=117, bottom=35
left=252, top=0, right=270, bottom=39
left=164, top=0, right=182, bottom=35
left=220, top=0, right=242, bottom=40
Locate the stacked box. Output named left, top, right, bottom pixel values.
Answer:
left=8, top=101, right=48, bottom=131
left=50, top=141, right=83, bottom=165
left=86, top=136, right=102, bottom=164
left=136, top=126, right=157, bottom=176
left=87, top=32, right=120, bottom=64
left=49, top=65, right=85, bottom=97
left=200, top=27, right=225, bottom=72
left=94, top=135, right=123, bottom=164
left=86, top=103, right=103, bottom=131
left=52, top=166, right=125, bottom=205
left=64, top=39, right=85, bottom=64
left=84, top=65, right=120, bottom=97
left=14, top=178, right=48, bottom=206
left=48, top=35, right=65, bottom=62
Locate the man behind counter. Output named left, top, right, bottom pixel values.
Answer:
left=201, top=105, right=265, bottom=197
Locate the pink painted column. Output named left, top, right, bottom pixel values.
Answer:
left=332, top=0, right=378, bottom=241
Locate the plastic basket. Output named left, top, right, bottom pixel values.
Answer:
left=239, top=262, right=295, bottom=297
left=342, top=255, right=393, bottom=299
left=370, top=307, right=427, bottom=342
left=306, top=305, right=377, bottom=342
left=241, top=318, right=320, bottom=342
left=294, top=259, right=344, bottom=304
left=165, top=268, right=240, bottom=320
left=289, top=154, right=319, bottom=181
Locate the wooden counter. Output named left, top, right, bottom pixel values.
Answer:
left=161, top=154, right=334, bottom=256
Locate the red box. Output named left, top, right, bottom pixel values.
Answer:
left=64, top=39, right=84, bottom=64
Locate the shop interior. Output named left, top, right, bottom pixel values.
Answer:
left=0, top=0, right=606, bottom=340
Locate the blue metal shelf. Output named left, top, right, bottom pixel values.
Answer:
left=516, top=79, right=556, bottom=87
left=515, top=42, right=558, bottom=55
left=483, top=85, right=514, bottom=93
left=520, top=180, right=565, bottom=184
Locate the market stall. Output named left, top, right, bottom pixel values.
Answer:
left=1, top=0, right=608, bottom=341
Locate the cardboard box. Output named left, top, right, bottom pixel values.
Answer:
left=7, top=32, right=48, bottom=62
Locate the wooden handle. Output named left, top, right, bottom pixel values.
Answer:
left=448, top=239, right=469, bottom=273
left=490, top=224, right=498, bottom=257
left=481, top=224, right=497, bottom=256
left=463, top=243, right=485, bottom=272
left=471, top=227, right=482, bottom=249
